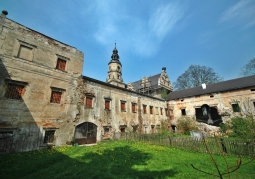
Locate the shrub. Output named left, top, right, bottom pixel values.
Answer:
left=177, top=117, right=198, bottom=135
left=229, top=117, right=254, bottom=139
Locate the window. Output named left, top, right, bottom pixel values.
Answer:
left=5, top=80, right=28, bottom=100
left=160, top=108, right=163, bottom=115
left=151, top=125, right=155, bottom=133
left=253, top=102, right=255, bottom=108
left=120, top=127, right=125, bottom=136
left=132, top=103, right=136, bottom=113
left=232, top=104, right=240, bottom=112
left=143, top=105, right=147, bottom=114
left=0, top=131, right=13, bottom=137
left=18, top=45, right=33, bottom=61
left=56, top=58, right=66, bottom=71
left=50, top=87, right=65, bottom=104
left=150, top=106, right=153, bottom=114
left=86, top=97, right=93, bottom=108
left=181, top=109, right=186, bottom=116
left=121, top=101, right=126, bottom=111
left=105, top=100, right=110, bottom=110
left=165, top=108, right=169, bottom=116
left=5, top=83, right=25, bottom=100
left=44, top=130, right=55, bottom=143
left=104, top=127, right=110, bottom=134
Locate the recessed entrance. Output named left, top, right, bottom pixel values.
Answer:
left=74, top=122, right=97, bottom=145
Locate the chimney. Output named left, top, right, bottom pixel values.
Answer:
left=202, top=83, right=206, bottom=89
left=162, top=67, right=166, bottom=72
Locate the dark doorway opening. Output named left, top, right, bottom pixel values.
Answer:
left=74, top=122, right=97, bottom=145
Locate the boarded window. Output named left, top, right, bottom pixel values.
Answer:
left=165, top=108, right=168, bottom=116
left=86, top=97, right=93, bottom=108
left=105, top=100, right=110, bottom=110
left=121, top=101, right=126, bottom=111
left=160, top=108, right=163, bottom=115
left=5, top=84, right=24, bottom=100
left=232, top=104, right=240, bottom=112
left=50, top=91, right=62, bottom=103
left=18, top=45, right=32, bottom=61
left=181, top=109, right=186, bottom=116
left=132, top=103, right=136, bottom=113
left=150, top=106, right=153, bottom=114
left=44, top=130, right=55, bottom=143
left=56, top=58, right=66, bottom=71
left=143, top=105, right=147, bottom=114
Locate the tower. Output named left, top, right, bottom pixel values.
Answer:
left=106, top=43, right=125, bottom=88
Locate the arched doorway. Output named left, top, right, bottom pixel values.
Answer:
left=74, top=122, right=97, bottom=145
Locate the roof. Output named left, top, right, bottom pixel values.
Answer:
left=82, top=75, right=165, bottom=101
left=131, top=74, right=161, bottom=91
left=167, top=75, right=255, bottom=100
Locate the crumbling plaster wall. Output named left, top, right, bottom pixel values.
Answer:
left=72, top=77, right=168, bottom=141
left=0, top=15, right=84, bottom=150
left=168, top=88, right=255, bottom=125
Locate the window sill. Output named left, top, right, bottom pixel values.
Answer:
left=121, top=110, right=126, bottom=112
left=132, top=111, right=137, bottom=113
left=55, top=68, right=68, bottom=73
left=85, top=107, right=94, bottom=109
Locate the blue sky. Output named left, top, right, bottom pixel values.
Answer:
left=1, top=0, right=255, bottom=85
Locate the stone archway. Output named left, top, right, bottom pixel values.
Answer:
left=74, top=122, right=97, bottom=145
left=195, top=104, right=222, bottom=126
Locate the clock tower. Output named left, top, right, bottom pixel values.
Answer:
left=106, top=43, right=125, bottom=88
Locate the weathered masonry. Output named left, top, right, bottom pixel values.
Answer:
left=0, top=11, right=170, bottom=153
left=167, top=76, right=255, bottom=128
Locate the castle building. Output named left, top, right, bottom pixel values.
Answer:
left=1, top=10, right=255, bottom=153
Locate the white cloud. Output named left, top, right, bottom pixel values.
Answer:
left=91, top=1, right=185, bottom=58
left=149, top=3, right=184, bottom=39
left=220, top=0, right=255, bottom=27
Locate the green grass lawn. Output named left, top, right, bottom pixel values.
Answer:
left=0, top=140, right=254, bottom=179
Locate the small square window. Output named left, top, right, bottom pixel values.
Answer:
left=132, top=103, right=136, bottom=113
left=86, top=97, right=93, bottom=108
left=104, top=127, right=110, bottom=134
left=143, top=105, right=147, bottom=114
left=105, top=100, right=110, bottom=110
left=232, top=104, right=240, bottom=112
left=181, top=109, right=186, bottom=116
left=121, top=101, right=126, bottom=111
left=5, top=83, right=25, bottom=100
left=44, top=130, right=55, bottom=143
left=150, top=106, right=153, bottom=114
left=56, top=58, right=66, bottom=71
left=50, top=91, right=62, bottom=104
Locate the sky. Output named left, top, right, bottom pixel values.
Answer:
left=1, top=0, right=255, bottom=85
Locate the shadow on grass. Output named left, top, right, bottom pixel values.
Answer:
left=0, top=144, right=178, bottom=179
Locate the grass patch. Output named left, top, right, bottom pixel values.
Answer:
left=0, top=140, right=254, bottom=179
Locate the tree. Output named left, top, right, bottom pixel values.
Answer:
left=239, top=58, right=255, bottom=77
left=160, top=88, right=168, bottom=100
left=174, top=65, right=223, bottom=91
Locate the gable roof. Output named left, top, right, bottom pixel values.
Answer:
left=167, top=75, right=255, bottom=100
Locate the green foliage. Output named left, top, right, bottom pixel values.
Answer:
left=157, top=120, right=170, bottom=135
left=230, top=117, right=254, bottom=139
left=219, top=122, right=230, bottom=134
left=160, top=88, right=168, bottom=99
left=177, top=117, right=198, bottom=135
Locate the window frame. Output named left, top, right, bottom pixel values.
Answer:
left=181, top=108, right=186, bottom=116
left=50, top=87, right=65, bottom=104
left=4, top=79, right=28, bottom=100
left=120, top=100, right=126, bottom=112
left=232, top=103, right=241, bottom=112
left=16, top=40, right=36, bottom=61
left=55, top=54, right=70, bottom=72
left=143, top=105, right=147, bottom=114
left=131, top=103, right=137, bottom=113
left=150, top=106, right=153, bottom=114
left=43, top=129, right=55, bottom=144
